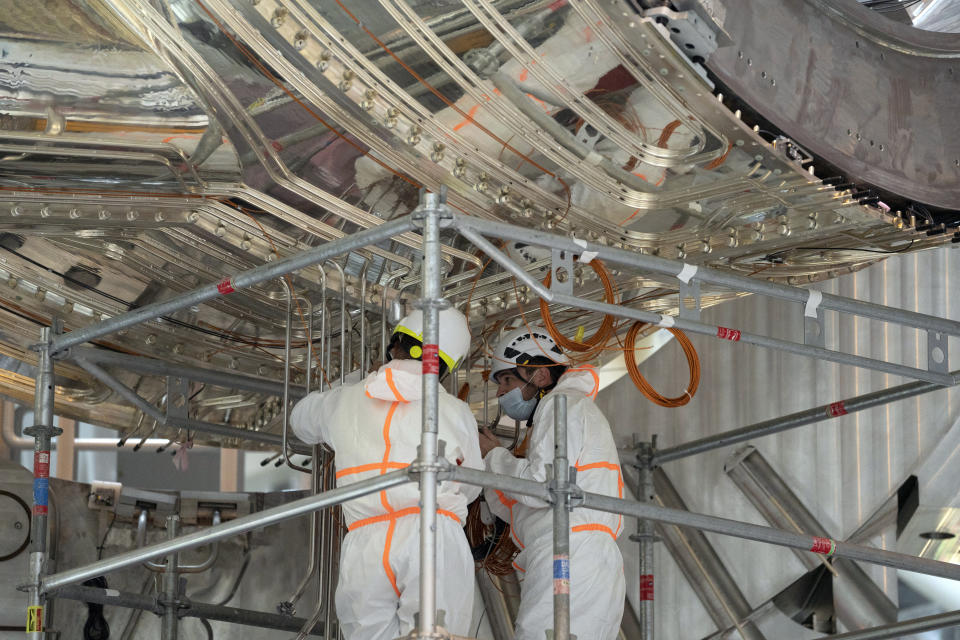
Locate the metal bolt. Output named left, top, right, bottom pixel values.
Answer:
left=14, top=521, right=22, bottom=529
left=145, top=334, right=157, bottom=345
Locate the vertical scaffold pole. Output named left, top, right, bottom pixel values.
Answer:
left=551, top=394, right=571, bottom=640
left=25, top=325, right=62, bottom=639
left=161, top=514, right=181, bottom=640
left=417, top=189, right=444, bottom=636
left=631, top=439, right=656, bottom=640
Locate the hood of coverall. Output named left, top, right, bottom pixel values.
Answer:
left=531, top=365, right=600, bottom=421
left=363, top=359, right=432, bottom=402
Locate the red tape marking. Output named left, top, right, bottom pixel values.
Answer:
left=217, top=278, right=235, bottom=295
left=640, top=575, right=654, bottom=601
left=810, top=536, right=836, bottom=556
left=717, top=326, right=741, bottom=342
left=827, top=401, right=848, bottom=417
left=34, top=451, right=50, bottom=478
left=422, top=344, right=440, bottom=375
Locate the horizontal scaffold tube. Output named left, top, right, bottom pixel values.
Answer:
left=42, top=470, right=410, bottom=593
left=458, top=227, right=955, bottom=386
left=70, top=346, right=302, bottom=400
left=653, top=371, right=959, bottom=464
left=445, top=467, right=960, bottom=581
left=47, top=216, right=416, bottom=354
left=454, top=215, right=960, bottom=338
left=51, top=585, right=324, bottom=636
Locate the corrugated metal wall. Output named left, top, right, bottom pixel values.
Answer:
left=598, top=245, right=960, bottom=638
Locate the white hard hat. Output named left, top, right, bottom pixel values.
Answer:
left=491, top=326, right=569, bottom=380
left=392, top=307, right=471, bottom=371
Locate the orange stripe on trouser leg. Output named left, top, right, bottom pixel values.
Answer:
left=348, top=508, right=461, bottom=531
left=383, top=518, right=401, bottom=597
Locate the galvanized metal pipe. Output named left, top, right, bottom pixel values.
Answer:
left=25, top=326, right=60, bottom=639
left=417, top=193, right=444, bottom=635
left=282, top=279, right=310, bottom=473
left=457, top=228, right=955, bottom=386
left=69, top=346, right=299, bottom=399
left=552, top=394, right=571, bottom=640
left=633, top=444, right=655, bottom=640
left=445, top=467, right=960, bottom=580
left=724, top=447, right=897, bottom=630
left=828, top=609, right=960, bottom=639
left=51, top=585, right=325, bottom=636
left=161, top=515, right=181, bottom=640
left=42, top=470, right=410, bottom=593
left=653, top=372, right=959, bottom=465
left=650, top=467, right=767, bottom=640
left=47, top=216, right=415, bottom=354
left=476, top=571, right=517, bottom=640
left=453, top=215, right=960, bottom=338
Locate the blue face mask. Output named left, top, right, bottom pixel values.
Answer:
left=498, top=382, right=538, bottom=420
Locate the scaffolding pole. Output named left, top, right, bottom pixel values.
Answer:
left=829, top=609, right=960, bottom=640
left=416, top=191, right=444, bottom=637
left=453, top=216, right=960, bottom=338
left=25, top=325, right=62, bottom=639
left=51, top=585, right=325, bottom=636
left=653, top=372, right=958, bottom=465
left=629, top=442, right=656, bottom=640
left=551, top=394, right=571, bottom=640
left=457, top=227, right=954, bottom=386
left=40, top=470, right=409, bottom=593
left=45, top=216, right=416, bottom=355
left=445, top=466, right=960, bottom=581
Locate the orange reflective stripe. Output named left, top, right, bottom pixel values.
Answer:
left=574, top=460, right=624, bottom=535
left=348, top=506, right=460, bottom=531
left=383, top=519, right=401, bottom=596
left=495, top=490, right=524, bottom=549
left=384, top=368, right=407, bottom=403
left=571, top=523, right=617, bottom=540
left=569, top=365, right=600, bottom=398
left=335, top=461, right=408, bottom=479
left=512, top=561, right=526, bottom=574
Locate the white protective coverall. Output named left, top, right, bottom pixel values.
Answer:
left=484, top=365, right=626, bottom=640
left=291, top=358, right=483, bottom=640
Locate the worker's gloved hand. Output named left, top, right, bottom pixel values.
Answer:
left=478, top=427, right=501, bottom=457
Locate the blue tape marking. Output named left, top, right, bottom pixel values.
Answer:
left=553, top=558, right=570, bottom=580
left=34, top=477, right=49, bottom=506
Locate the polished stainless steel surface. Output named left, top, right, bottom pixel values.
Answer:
left=0, top=0, right=954, bottom=450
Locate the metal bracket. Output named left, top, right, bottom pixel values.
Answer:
left=550, top=249, right=574, bottom=295
left=804, top=308, right=826, bottom=349
left=678, top=280, right=702, bottom=321
left=645, top=6, right=720, bottom=61
left=546, top=465, right=583, bottom=509
left=166, top=376, right=190, bottom=421
left=23, top=424, right=63, bottom=438
left=928, top=330, right=949, bottom=374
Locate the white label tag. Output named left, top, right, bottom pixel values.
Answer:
left=804, top=289, right=823, bottom=319
left=572, top=238, right=597, bottom=263
left=677, top=263, right=698, bottom=284
left=658, top=315, right=676, bottom=328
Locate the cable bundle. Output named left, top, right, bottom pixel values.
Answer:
left=625, top=322, right=700, bottom=407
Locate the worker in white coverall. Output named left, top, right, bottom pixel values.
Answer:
left=291, top=307, right=483, bottom=640
left=477, top=326, right=626, bottom=640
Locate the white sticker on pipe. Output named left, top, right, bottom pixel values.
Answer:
left=677, top=263, right=698, bottom=284
left=104, top=589, right=120, bottom=597
left=572, top=238, right=597, bottom=263
left=658, top=314, right=676, bottom=328
left=804, top=289, right=823, bottom=319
